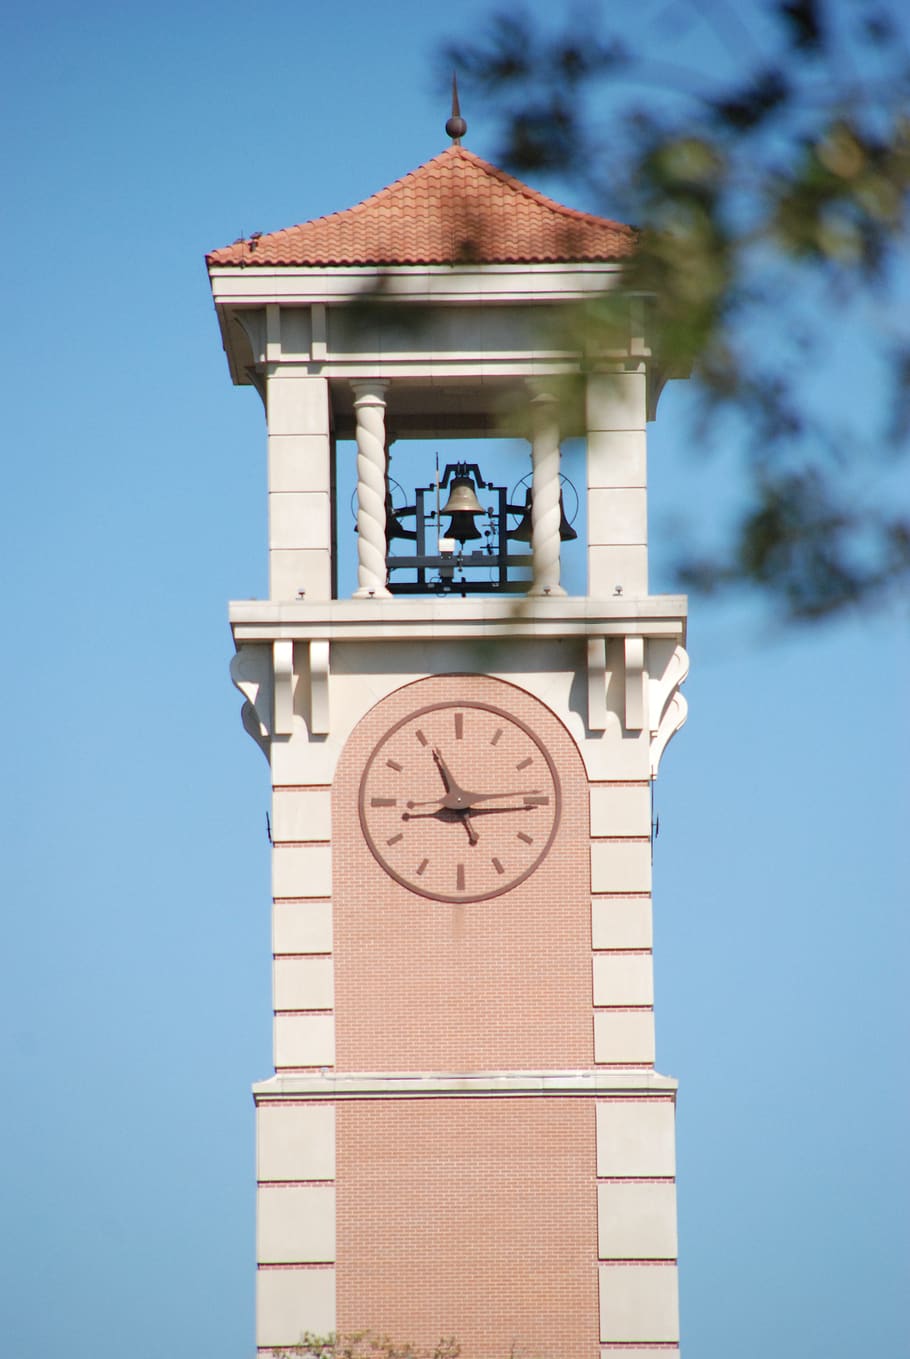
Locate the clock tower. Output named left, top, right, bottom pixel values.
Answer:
left=208, top=123, right=689, bottom=1359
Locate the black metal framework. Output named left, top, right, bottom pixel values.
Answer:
left=385, top=461, right=532, bottom=595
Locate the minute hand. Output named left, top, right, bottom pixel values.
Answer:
left=407, top=788, right=542, bottom=809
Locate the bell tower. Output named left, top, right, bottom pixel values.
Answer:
left=208, top=120, right=689, bottom=1359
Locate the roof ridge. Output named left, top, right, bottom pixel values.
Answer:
left=450, top=146, right=630, bottom=233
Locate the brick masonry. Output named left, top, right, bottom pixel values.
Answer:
left=332, top=673, right=592, bottom=1072
left=336, top=1096, right=599, bottom=1359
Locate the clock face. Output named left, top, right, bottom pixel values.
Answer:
left=358, top=700, right=561, bottom=903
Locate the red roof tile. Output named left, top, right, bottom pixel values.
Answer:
left=206, top=145, right=635, bottom=268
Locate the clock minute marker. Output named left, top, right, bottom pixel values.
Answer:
left=492, top=857, right=505, bottom=875
left=517, top=831, right=533, bottom=845
left=454, top=712, right=463, bottom=739
left=516, top=757, right=533, bottom=771
left=386, top=759, right=403, bottom=772
left=386, top=833, right=403, bottom=846
left=456, top=864, right=465, bottom=891
left=490, top=728, right=503, bottom=745
left=371, top=797, right=397, bottom=807
left=415, top=729, right=428, bottom=746
left=416, top=858, right=429, bottom=877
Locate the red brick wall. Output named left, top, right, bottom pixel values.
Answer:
left=332, top=675, right=591, bottom=1072
left=336, top=1096, right=599, bottom=1359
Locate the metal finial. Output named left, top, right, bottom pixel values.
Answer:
left=445, top=72, right=467, bottom=144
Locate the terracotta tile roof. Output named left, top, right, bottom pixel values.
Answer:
left=206, top=145, right=635, bottom=268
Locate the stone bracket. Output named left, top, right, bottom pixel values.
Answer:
left=649, top=645, right=690, bottom=779
left=309, top=640, right=330, bottom=734
left=587, top=638, right=608, bottom=731
left=273, top=640, right=294, bottom=735
left=624, top=636, right=646, bottom=731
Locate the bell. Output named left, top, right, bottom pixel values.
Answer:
left=444, top=511, right=483, bottom=542
left=508, top=490, right=578, bottom=542
left=440, top=476, right=484, bottom=516
left=386, top=496, right=416, bottom=541
left=509, top=489, right=533, bottom=542
left=440, top=474, right=484, bottom=543
left=558, top=492, right=578, bottom=542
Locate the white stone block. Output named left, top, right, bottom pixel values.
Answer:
left=594, top=1011, right=655, bottom=1065
left=588, top=488, right=648, bottom=546
left=279, top=307, right=313, bottom=357
left=590, top=841, right=651, bottom=893
left=598, top=1182, right=677, bottom=1259
left=588, top=544, right=649, bottom=598
left=592, top=898, right=653, bottom=949
left=274, top=957, right=335, bottom=1011
left=596, top=1100, right=676, bottom=1177
left=270, top=548, right=332, bottom=601
left=270, top=731, right=347, bottom=788
left=266, top=375, right=331, bottom=436
left=258, top=1184, right=336, bottom=1263
left=587, top=430, right=647, bottom=488
left=274, top=1013, right=335, bottom=1068
left=273, top=900, right=333, bottom=955
left=258, top=1103, right=336, bottom=1181
left=591, top=1352, right=677, bottom=1359
left=256, top=1266, right=336, bottom=1348
left=269, top=492, right=331, bottom=551
left=586, top=371, right=647, bottom=431
left=599, top=1264, right=679, bottom=1342
left=272, top=789, right=332, bottom=842
left=589, top=784, right=651, bottom=837
left=581, top=724, right=653, bottom=782
left=273, top=844, right=332, bottom=898
left=269, top=434, right=332, bottom=493
left=593, top=954, right=654, bottom=1007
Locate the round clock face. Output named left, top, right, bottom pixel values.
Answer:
left=358, top=700, right=561, bottom=903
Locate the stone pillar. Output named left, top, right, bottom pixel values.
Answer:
left=527, top=386, right=566, bottom=596
left=266, top=373, right=333, bottom=601
left=351, top=381, right=391, bottom=598
left=585, top=369, right=649, bottom=598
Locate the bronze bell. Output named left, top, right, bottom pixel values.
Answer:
left=440, top=475, right=484, bottom=542
left=558, top=492, right=578, bottom=542
left=509, top=489, right=533, bottom=542
left=509, top=489, right=578, bottom=542
left=386, top=495, right=416, bottom=541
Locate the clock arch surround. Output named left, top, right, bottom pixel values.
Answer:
left=332, top=672, right=593, bottom=1073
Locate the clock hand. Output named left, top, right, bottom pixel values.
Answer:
left=406, top=788, right=542, bottom=810
left=432, top=747, right=461, bottom=796
left=400, top=805, right=480, bottom=845
left=459, top=804, right=540, bottom=816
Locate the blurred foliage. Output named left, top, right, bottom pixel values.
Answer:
left=271, top=1333, right=461, bottom=1359
left=444, top=0, right=910, bottom=619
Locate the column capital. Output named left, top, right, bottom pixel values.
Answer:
left=350, top=379, right=388, bottom=406
left=525, top=379, right=559, bottom=406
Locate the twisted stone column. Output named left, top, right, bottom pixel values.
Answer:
left=528, top=388, right=566, bottom=596
left=351, top=381, right=391, bottom=598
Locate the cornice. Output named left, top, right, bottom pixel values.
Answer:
left=229, top=595, right=688, bottom=646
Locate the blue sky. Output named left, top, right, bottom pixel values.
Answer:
left=1, top=3, right=907, bottom=1357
